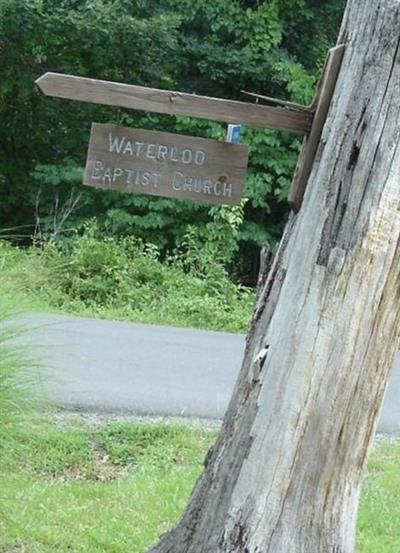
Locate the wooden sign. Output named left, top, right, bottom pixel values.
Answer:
left=84, top=124, right=249, bottom=205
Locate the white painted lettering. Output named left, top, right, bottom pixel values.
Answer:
left=125, top=169, right=135, bottom=187
left=203, top=180, right=212, bottom=194
left=123, top=140, right=133, bottom=155
left=135, top=142, right=145, bottom=157
left=108, top=133, right=125, bottom=154
left=214, top=181, right=222, bottom=196
left=146, top=144, right=156, bottom=159
left=182, top=149, right=192, bottom=164
left=172, top=172, right=183, bottom=190
left=170, top=147, right=179, bottom=162
left=157, top=145, right=168, bottom=161
left=223, top=182, right=233, bottom=197
left=141, top=171, right=152, bottom=186
left=91, top=160, right=104, bottom=179
left=195, top=151, right=205, bottom=165
left=112, top=167, right=123, bottom=182
left=193, top=179, right=202, bottom=193
left=183, top=177, right=193, bottom=191
left=134, top=170, right=141, bottom=186
left=153, top=173, right=161, bottom=188
left=102, top=167, right=112, bottom=184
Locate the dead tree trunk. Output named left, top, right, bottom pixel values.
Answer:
left=149, top=0, right=400, bottom=551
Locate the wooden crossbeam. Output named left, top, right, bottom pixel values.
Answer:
left=35, top=73, right=313, bottom=135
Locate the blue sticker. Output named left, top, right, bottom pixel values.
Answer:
left=227, top=124, right=242, bottom=144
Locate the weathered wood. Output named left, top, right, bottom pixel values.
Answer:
left=147, top=1, right=400, bottom=552
left=35, top=72, right=313, bottom=134
left=288, top=44, right=345, bottom=211
left=241, top=90, right=309, bottom=112
left=84, top=124, right=248, bottom=205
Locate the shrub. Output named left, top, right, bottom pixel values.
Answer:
left=0, top=229, right=255, bottom=333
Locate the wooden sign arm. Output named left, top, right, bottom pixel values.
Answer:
left=35, top=73, right=312, bottom=135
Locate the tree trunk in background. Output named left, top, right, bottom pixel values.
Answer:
left=148, top=0, right=400, bottom=551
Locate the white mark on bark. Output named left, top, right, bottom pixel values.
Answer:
left=249, top=346, right=269, bottom=384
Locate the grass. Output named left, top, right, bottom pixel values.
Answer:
left=0, top=414, right=399, bottom=553
left=357, top=440, right=400, bottom=552
left=0, top=237, right=254, bottom=333
left=0, top=297, right=42, bottom=449
left=0, top=416, right=217, bottom=553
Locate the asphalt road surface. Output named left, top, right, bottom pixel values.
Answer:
left=21, top=314, right=400, bottom=435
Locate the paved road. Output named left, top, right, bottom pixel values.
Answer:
left=22, top=314, right=400, bottom=434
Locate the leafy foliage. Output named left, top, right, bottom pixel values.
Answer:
left=0, top=0, right=345, bottom=280
left=0, top=230, right=254, bottom=333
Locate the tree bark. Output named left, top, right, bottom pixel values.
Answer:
left=148, top=0, right=400, bottom=551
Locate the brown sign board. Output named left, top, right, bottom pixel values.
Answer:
left=83, top=124, right=249, bottom=205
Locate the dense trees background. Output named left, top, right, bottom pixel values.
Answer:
left=0, top=0, right=345, bottom=282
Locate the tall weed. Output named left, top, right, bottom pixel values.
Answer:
left=0, top=229, right=254, bottom=332
left=0, top=302, right=26, bottom=425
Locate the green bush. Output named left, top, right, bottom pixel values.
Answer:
left=0, top=230, right=255, bottom=333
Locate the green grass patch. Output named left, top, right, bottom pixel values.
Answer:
left=0, top=414, right=399, bottom=553
left=0, top=416, right=217, bottom=553
left=357, top=441, right=400, bottom=553
left=95, top=421, right=212, bottom=468
left=0, top=235, right=254, bottom=333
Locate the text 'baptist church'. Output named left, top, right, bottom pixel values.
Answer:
left=84, top=124, right=249, bottom=205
